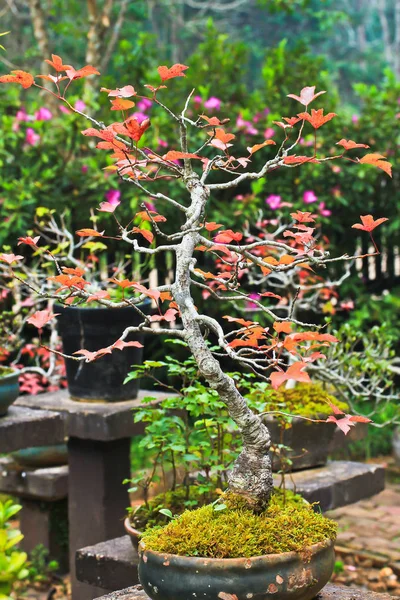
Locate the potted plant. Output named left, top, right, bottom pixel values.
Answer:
left=0, top=309, right=22, bottom=416
left=0, top=59, right=390, bottom=600
left=0, top=499, right=29, bottom=599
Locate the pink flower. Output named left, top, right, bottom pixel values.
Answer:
left=193, top=95, right=202, bottom=106
left=34, top=107, right=53, bottom=121
left=246, top=293, right=261, bottom=310
left=266, top=195, right=282, bottom=210
left=81, top=165, right=88, bottom=174
left=352, top=114, right=359, bottom=123
left=204, top=96, right=221, bottom=111
left=332, top=165, right=341, bottom=174
left=303, top=190, right=318, bottom=204
left=59, top=105, right=71, bottom=114
left=104, top=189, right=121, bottom=205
left=264, top=127, right=275, bottom=139
left=157, top=138, right=168, bottom=148
left=137, top=98, right=152, bottom=112
left=16, top=108, right=30, bottom=122
left=25, top=128, right=40, bottom=146
left=340, top=300, right=354, bottom=311
left=74, top=100, right=86, bottom=112
left=318, top=202, right=331, bottom=217
left=144, top=201, right=156, bottom=212
left=131, top=112, right=147, bottom=123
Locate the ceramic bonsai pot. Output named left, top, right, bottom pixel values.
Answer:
left=264, top=415, right=336, bottom=471
left=11, top=443, right=68, bottom=468
left=138, top=538, right=335, bottom=600
left=124, top=517, right=141, bottom=551
left=56, top=302, right=150, bottom=402
left=0, top=367, right=20, bottom=416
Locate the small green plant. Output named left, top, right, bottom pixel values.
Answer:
left=0, top=500, right=29, bottom=600
left=27, top=544, right=59, bottom=584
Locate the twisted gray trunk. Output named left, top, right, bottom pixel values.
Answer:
left=171, top=175, right=273, bottom=509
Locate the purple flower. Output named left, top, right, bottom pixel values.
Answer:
left=204, top=96, right=221, bottom=111
left=104, top=189, right=121, bottom=205
left=246, top=293, right=261, bottom=310
left=25, top=128, right=40, bottom=146
left=137, top=98, right=152, bottom=112
left=34, top=107, right=53, bottom=121
left=81, top=165, right=88, bottom=174
left=264, top=127, right=275, bottom=139
left=265, top=195, right=282, bottom=210
left=74, top=100, right=86, bottom=112
left=144, top=201, right=156, bottom=212
left=157, top=138, right=168, bottom=148
left=193, top=95, right=203, bottom=106
left=303, top=190, right=318, bottom=204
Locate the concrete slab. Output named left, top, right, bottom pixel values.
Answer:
left=16, top=389, right=174, bottom=441
left=0, top=458, right=68, bottom=501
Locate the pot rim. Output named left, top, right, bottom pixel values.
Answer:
left=0, top=366, right=20, bottom=380
left=124, top=516, right=142, bottom=538
left=139, top=536, right=334, bottom=565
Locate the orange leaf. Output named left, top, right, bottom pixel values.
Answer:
left=247, top=140, right=276, bottom=155
left=163, top=151, right=201, bottom=161
left=0, top=253, right=23, bottom=265
left=359, top=153, right=392, bottom=177
left=66, top=65, right=100, bottom=80
left=205, top=222, right=223, bottom=231
left=283, top=155, right=317, bottom=165
left=290, top=211, right=315, bottom=223
left=214, top=230, right=243, bottom=244
left=297, top=109, right=337, bottom=129
left=17, top=236, right=40, bottom=247
left=336, top=139, right=369, bottom=151
left=270, top=362, right=311, bottom=390
left=0, top=70, right=35, bottom=89
left=200, top=115, right=228, bottom=126
left=76, top=228, right=104, bottom=237
left=135, top=211, right=166, bottom=223
left=110, top=98, right=135, bottom=111
left=101, top=85, right=136, bottom=98
left=273, top=321, right=292, bottom=334
left=157, top=63, right=189, bottom=81
left=351, top=215, right=389, bottom=232
left=45, top=54, right=72, bottom=72
left=27, top=310, right=59, bottom=330
left=131, top=228, right=154, bottom=243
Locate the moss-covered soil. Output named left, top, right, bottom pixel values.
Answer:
left=140, top=489, right=337, bottom=558
left=251, top=382, right=348, bottom=418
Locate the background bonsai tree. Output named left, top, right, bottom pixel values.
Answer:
left=0, top=58, right=391, bottom=509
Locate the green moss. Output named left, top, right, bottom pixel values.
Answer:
left=248, top=382, right=348, bottom=418
left=131, top=485, right=220, bottom=530
left=0, top=366, right=15, bottom=377
left=141, top=489, right=337, bottom=558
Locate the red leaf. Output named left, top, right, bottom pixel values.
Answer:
left=270, top=362, right=311, bottom=390
left=283, top=116, right=302, bottom=126
left=297, top=109, right=337, bottom=129
left=112, top=339, right=144, bottom=350
left=136, top=211, right=166, bottom=223
left=290, top=211, right=315, bottom=223
left=205, top=222, right=223, bottom=232
left=86, top=290, right=110, bottom=303
left=336, top=139, right=370, bottom=151
left=283, top=155, right=317, bottom=165
left=131, top=228, right=154, bottom=243
left=62, top=267, right=85, bottom=276
left=287, top=86, right=326, bottom=106
left=17, top=236, right=40, bottom=247
left=150, top=308, right=178, bottom=323
left=200, top=115, right=228, bottom=126
left=223, top=316, right=254, bottom=327
left=27, top=310, right=59, bottom=330
left=328, top=402, right=345, bottom=416
left=163, top=151, right=201, bottom=161
left=260, top=292, right=282, bottom=301
left=351, top=215, right=389, bottom=232
left=112, top=116, right=151, bottom=142
left=157, top=63, right=189, bottom=81
left=98, top=201, right=120, bottom=213
left=214, top=230, right=243, bottom=244
left=349, top=415, right=372, bottom=423
left=0, top=70, right=35, bottom=89
left=359, top=153, right=392, bottom=177
left=326, top=415, right=353, bottom=435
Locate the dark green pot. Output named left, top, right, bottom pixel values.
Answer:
left=11, top=444, right=68, bottom=468
left=0, top=368, right=20, bottom=417
left=138, top=538, right=335, bottom=600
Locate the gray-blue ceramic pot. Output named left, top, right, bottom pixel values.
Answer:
left=0, top=368, right=20, bottom=417
left=138, top=538, right=335, bottom=600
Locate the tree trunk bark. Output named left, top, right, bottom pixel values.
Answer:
left=172, top=175, right=273, bottom=509
left=84, top=0, right=113, bottom=101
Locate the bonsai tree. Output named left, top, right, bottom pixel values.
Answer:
left=0, top=59, right=391, bottom=510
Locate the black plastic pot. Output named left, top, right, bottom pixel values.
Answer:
left=56, top=303, right=149, bottom=402
left=264, top=415, right=336, bottom=471
left=139, top=538, right=335, bottom=600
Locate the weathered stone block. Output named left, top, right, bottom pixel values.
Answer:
left=0, top=406, right=65, bottom=453
left=0, top=458, right=68, bottom=501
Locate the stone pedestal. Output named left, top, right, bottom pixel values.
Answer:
left=0, top=406, right=65, bottom=454
left=16, top=389, right=173, bottom=600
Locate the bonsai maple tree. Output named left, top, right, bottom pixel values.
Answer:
left=0, top=58, right=391, bottom=509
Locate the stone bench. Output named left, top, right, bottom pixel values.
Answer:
left=94, top=583, right=398, bottom=600
left=0, top=457, right=69, bottom=570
